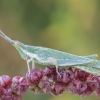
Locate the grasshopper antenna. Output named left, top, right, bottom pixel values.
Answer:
left=0, top=30, right=13, bottom=43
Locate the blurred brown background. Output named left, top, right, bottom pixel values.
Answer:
left=0, top=0, right=100, bottom=100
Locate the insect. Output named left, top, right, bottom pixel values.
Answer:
left=0, top=30, right=99, bottom=76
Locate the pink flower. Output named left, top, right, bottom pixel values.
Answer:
left=74, top=69, right=90, bottom=82
left=0, top=66, right=97, bottom=98
left=69, top=80, right=87, bottom=95
left=81, top=83, right=94, bottom=97
left=0, top=87, right=22, bottom=100
left=29, top=84, right=43, bottom=94
left=51, top=82, right=67, bottom=96
left=0, top=75, right=23, bottom=100
left=26, top=68, right=43, bottom=84
left=38, top=80, right=51, bottom=93
left=0, top=75, right=12, bottom=87
left=44, top=66, right=57, bottom=80
left=88, top=76, right=99, bottom=91
left=12, top=76, right=29, bottom=95
left=57, top=68, right=74, bottom=83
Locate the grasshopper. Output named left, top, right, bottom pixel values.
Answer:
left=0, top=30, right=99, bottom=76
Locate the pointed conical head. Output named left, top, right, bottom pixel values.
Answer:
left=0, top=30, right=13, bottom=44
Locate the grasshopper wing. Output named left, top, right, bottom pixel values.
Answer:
left=36, top=48, right=97, bottom=67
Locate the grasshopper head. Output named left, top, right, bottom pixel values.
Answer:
left=12, top=40, right=20, bottom=49
left=12, top=40, right=27, bottom=60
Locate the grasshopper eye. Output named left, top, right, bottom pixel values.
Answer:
left=15, top=41, right=19, bottom=48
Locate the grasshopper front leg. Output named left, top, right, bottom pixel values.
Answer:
left=25, top=52, right=36, bottom=72
left=26, top=57, right=34, bottom=72
left=32, top=58, right=35, bottom=69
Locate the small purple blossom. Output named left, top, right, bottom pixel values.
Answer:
left=0, top=87, right=22, bottom=100
left=51, top=82, right=67, bottom=96
left=1, top=66, right=100, bottom=99
left=43, top=66, right=57, bottom=80
left=0, top=75, right=12, bottom=87
left=81, top=83, right=94, bottom=97
left=30, top=85, right=44, bottom=94
left=26, top=67, right=100, bottom=97
left=74, top=69, right=90, bottom=82
left=57, top=68, right=74, bottom=83
left=12, top=76, right=29, bottom=95
left=69, top=80, right=87, bottom=95
left=26, top=68, right=43, bottom=84
left=0, top=75, right=23, bottom=100
left=38, top=80, right=51, bottom=93
left=87, top=76, right=100, bottom=91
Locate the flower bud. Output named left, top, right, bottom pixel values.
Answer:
left=12, top=76, right=29, bottom=95
left=38, top=80, right=51, bottom=93
left=0, top=75, right=12, bottom=87
left=81, top=83, right=94, bottom=97
left=74, top=69, right=90, bottom=82
left=26, top=68, right=43, bottom=84
left=88, top=76, right=99, bottom=91
left=69, top=80, right=87, bottom=95
left=57, top=68, right=74, bottom=83
left=44, top=66, right=57, bottom=80
left=51, top=82, right=67, bottom=96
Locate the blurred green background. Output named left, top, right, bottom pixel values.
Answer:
left=0, top=0, right=100, bottom=100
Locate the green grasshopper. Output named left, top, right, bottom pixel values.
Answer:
left=0, top=30, right=99, bottom=76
